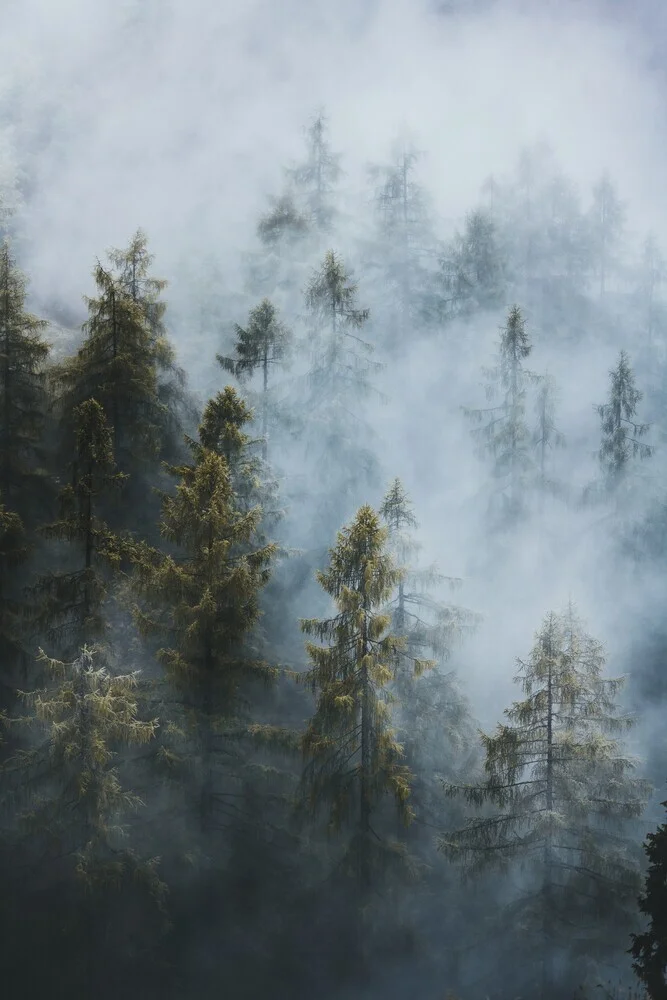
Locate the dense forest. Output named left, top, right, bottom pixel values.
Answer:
left=3, top=4, right=667, bottom=998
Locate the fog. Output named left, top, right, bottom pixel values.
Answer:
left=2, top=0, right=667, bottom=997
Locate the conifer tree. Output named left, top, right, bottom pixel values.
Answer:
left=218, top=299, right=291, bottom=461
left=287, top=111, right=342, bottom=234
left=256, top=194, right=309, bottom=250
left=302, top=250, right=380, bottom=538
left=593, top=350, right=652, bottom=498
left=0, top=239, right=50, bottom=519
left=0, top=500, right=29, bottom=708
left=533, top=373, right=566, bottom=501
left=366, top=138, right=437, bottom=345
left=441, top=209, right=505, bottom=319
left=441, top=604, right=650, bottom=997
left=464, top=305, right=537, bottom=521
left=132, top=441, right=276, bottom=837
left=631, top=797, right=667, bottom=1000
left=34, top=400, right=127, bottom=655
left=635, top=234, right=667, bottom=355
left=107, top=228, right=189, bottom=460
left=299, top=505, right=412, bottom=893
left=588, top=172, right=626, bottom=297
left=2, top=646, right=164, bottom=995
left=380, top=479, right=479, bottom=821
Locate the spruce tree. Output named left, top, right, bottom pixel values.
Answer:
left=218, top=299, right=291, bottom=461
left=464, top=305, right=537, bottom=522
left=631, top=798, right=667, bottom=1000
left=593, top=350, right=652, bottom=498
left=0, top=238, right=50, bottom=520
left=53, top=252, right=166, bottom=494
left=107, top=228, right=189, bottom=461
left=440, top=604, right=650, bottom=997
left=34, top=399, right=127, bottom=655
left=299, top=505, right=412, bottom=893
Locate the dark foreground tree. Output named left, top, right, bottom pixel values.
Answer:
left=631, top=798, right=667, bottom=1000
left=1, top=647, right=164, bottom=997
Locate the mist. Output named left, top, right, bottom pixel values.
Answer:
left=1, top=0, right=667, bottom=998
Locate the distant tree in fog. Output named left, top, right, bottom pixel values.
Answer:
left=593, top=349, right=652, bottom=498
left=588, top=171, right=626, bottom=298
left=380, top=478, right=479, bottom=824
left=439, top=208, right=505, bottom=319
left=286, top=110, right=342, bottom=235
left=631, top=797, right=667, bottom=1000
left=464, top=304, right=538, bottom=523
left=218, top=298, right=291, bottom=462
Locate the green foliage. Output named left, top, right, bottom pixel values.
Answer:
left=132, top=437, right=276, bottom=833
left=33, top=400, right=127, bottom=654
left=299, top=505, right=413, bottom=890
left=1, top=646, right=165, bottom=989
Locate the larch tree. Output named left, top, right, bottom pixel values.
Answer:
left=34, top=399, right=127, bottom=657
left=464, top=305, right=537, bottom=522
left=0, top=238, right=50, bottom=521
left=132, top=439, right=276, bottom=840
left=217, top=299, right=292, bottom=461
left=440, top=604, right=650, bottom=998
left=631, top=798, right=667, bottom=1000
left=592, top=350, right=652, bottom=500
left=298, top=504, right=413, bottom=896
left=1, top=646, right=164, bottom=996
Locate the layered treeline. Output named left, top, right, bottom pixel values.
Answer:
left=0, top=115, right=666, bottom=1000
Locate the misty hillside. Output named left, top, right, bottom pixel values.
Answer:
left=2, top=2, right=667, bottom=999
